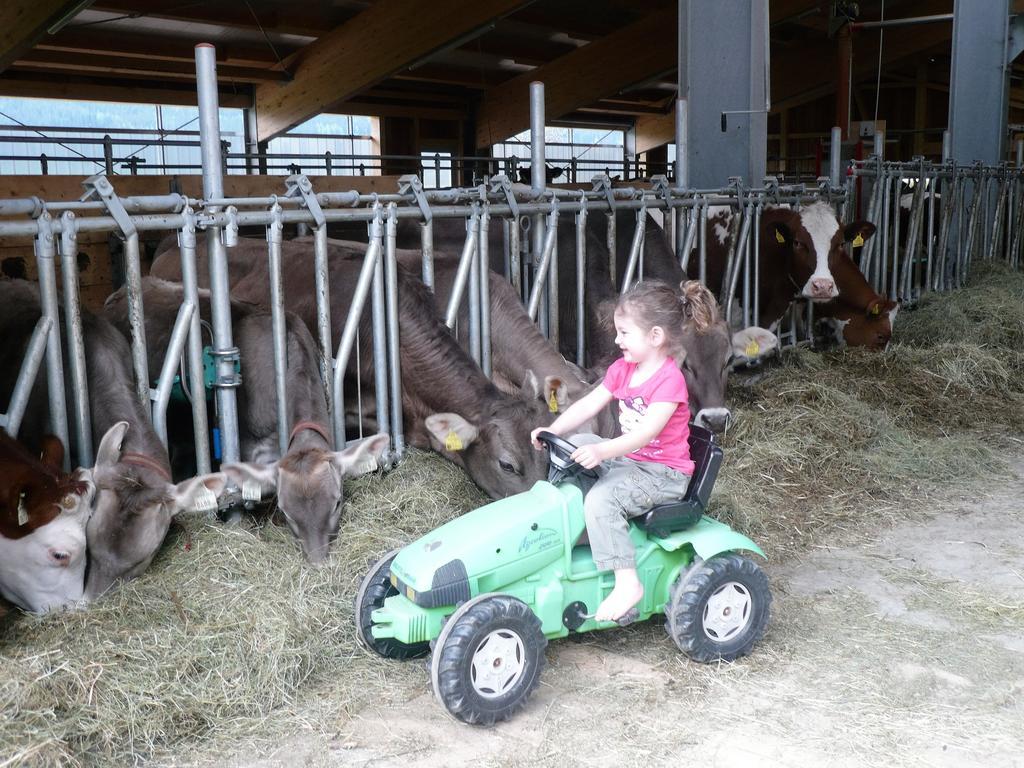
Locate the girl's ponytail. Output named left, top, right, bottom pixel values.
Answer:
left=678, top=280, right=717, bottom=333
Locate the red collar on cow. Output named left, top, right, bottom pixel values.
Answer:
left=121, top=452, right=171, bottom=482
left=288, top=421, right=332, bottom=449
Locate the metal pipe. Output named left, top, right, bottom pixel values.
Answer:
left=942, top=130, right=952, bottom=161
left=527, top=207, right=559, bottom=320
left=873, top=128, right=885, bottom=159
left=509, top=216, right=522, bottom=297
left=58, top=212, right=92, bottom=466
left=420, top=219, right=435, bottom=290
left=575, top=198, right=588, bottom=366
left=1, top=317, right=52, bottom=437
left=925, top=175, right=936, bottom=293
left=469, top=211, right=482, bottom=363
left=679, top=203, right=700, bottom=273
left=266, top=203, right=290, bottom=455
left=331, top=213, right=383, bottom=447
left=829, top=126, right=842, bottom=187
left=675, top=98, right=688, bottom=189
left=547, top=219, right=559, bottom=343
left=851, top=13, right=952, bottom=30
left=313, top=225, right=333, bottom=419
left=195, top=42, right=240, bottom=464
left=606, top=211, right=617, bottom=288
left=177, top=208, right=212, bottom=474
left=741, top=203, right=752, bottom=329
left=153, top=302, right=195, bottom=449
left=753, top=202, right=762, bottom=326
left=33, top=213, right=70, bottom=468
left=698, top=198, right=708, bottom=286
left=723, top=208, right=753, bottom=327
left=530, top=82, right=548, bottom=336
left=370, top=221, right=391, bottom=443
left=445, top=208, right=481, bottom=328
left=620, top=203, right=648, bottom=294
left=890, top=174, right=901, bottom=301
left=384, top=203, right=404, bottom=456
left=122, top=232, right=150, bottom=409
left=479, top=207, right=492, bottom=377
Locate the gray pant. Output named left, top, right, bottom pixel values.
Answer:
left=571, top=434, right=692, bottom=571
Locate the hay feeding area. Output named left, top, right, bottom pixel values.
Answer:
left=3, top=260, right=1023, bottom=767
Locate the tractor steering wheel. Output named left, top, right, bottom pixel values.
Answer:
left=534, top=431, right=599, bottom=485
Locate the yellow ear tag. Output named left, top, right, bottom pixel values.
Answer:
left=870, top=304, right=881, bottom=316
left=744, top=339, right=761, bottom=357
left=774, top=228, right=785, bottom=244
left=852, top=233, right=865, bottom=247
left=445, top=430, right=464, bottom=452
left=548, top=391, right=559, bottom=413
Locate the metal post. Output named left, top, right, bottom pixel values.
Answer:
left=698, top=198, right=709, bottom=286
left=942, top=130, right=952, bottom=161
left=620, top=202, right=648, bottom=294
left=195, top=43, right=241, bottom=464
left=371, top=218, right=391, bottom=443
left=675, top=98, right=688, bottom=190
left=313, top=225, right=333, bottom=419
left=33, top=213, right=70, bottom=468
left=332, top=211, right=383, bottom=447
left=58, top=212, right=92, bottom=467
left=752, top=201, right=762, bottom=326
left=479, top=206, right=492, bottom=377
left=510, top=216, right=522, bottom=297
left=420, top=218, right=435, bottom=290
left=266, top=203, right=290, bottom=455
left=530, top=82, right=548, bottom=334
left=1, top=318, right=52, bottom=438
left=445, top=207, right=481, bottom=329
left=469, top=210, right=482, bottom=363
left=575, top=196, right=588, bottom=365
left=384, top=203, right=404, bottom=455
left=527, top=205, right=559, bottom=320
left=177, top=207, right=212, bottom=474
left=103, top=135, right=114, bottom=176
left=153, top=302, right=195, bottom=449
left=874, top=128, right=885, bottom=159
left=829, top=126, right=842, bottom=187
left=607, top=212, right=617, bottom=288
left=122, top=231, right=151, bottom=409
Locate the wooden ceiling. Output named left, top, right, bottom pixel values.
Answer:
left=0, top=0, right=1015, bottom=149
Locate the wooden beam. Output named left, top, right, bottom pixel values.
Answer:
left=254, top=0, right=531, bottom=141
left=475, top=6, right=676, bottom=147
left=0, top=0, right=90, bottom=73
left=0, top=72, right=252, bottom=108
left=15, top=49, right=289, bottom=83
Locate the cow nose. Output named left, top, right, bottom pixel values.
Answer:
left=695, top=408, right=731, bottom=433
left=48, top=547, right=73, bottom=567
left=810, top=278, right=836, bottom=298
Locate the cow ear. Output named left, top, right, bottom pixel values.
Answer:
left=38, top=435, right=65, bottom=471
left=731, top=326, right=779, bottom=362
left=171, top=472, right=228, bottom=515
left=424, top=413, right=479, bottom=453
left=543, top=376, right=569, bottom=413
left=844, top=221, right=876, bottom=244
left=519, top=369, right=541, bottom=400
left=220, top=462, right=278, bottom=495
left=94, top=421, right=130, bottom=470
left=331, top=433, right=390, bottom=477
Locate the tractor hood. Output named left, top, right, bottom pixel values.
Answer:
left=389, top=481, right=580, bottom=609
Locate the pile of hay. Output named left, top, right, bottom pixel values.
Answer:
left=2, top=259, right=1022, bottom=766
left=0, top=452, right=486, bottom=767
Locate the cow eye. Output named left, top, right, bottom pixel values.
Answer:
left=498, top=458, right=520, bottom=475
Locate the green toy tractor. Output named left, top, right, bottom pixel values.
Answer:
left=355, top=426, right=771, bottom=725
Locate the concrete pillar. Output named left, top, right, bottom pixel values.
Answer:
left=949, top=0, right=1011, bottom=164
left=678, top=0, right=768, bottom=188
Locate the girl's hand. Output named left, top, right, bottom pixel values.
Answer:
left=530, top=426, right=549, bottom=450
left=571, top=442, right=607, bottom=469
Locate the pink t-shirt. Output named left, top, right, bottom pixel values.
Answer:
left=602, top=357, right=694, bottom=476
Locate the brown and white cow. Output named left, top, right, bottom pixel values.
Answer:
left=0, top=431, right=93, bottom=613
left=694, top=201, right=877, bottom=332
left=152, top=239, right=556, bottom=499
left=814, top=247, right=898, bottom=351
left=0, top=280, right=226, bottom=601
left=104, top=277, right=389, bottom=562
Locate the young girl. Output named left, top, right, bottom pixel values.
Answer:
left=531, top=280, right=714, bottom=623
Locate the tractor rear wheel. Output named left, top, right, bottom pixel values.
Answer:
left=354, top=548, right=430, bottom=659
left=430, top=593, right=547, bottom=725
left=665, top=553, right=771, bottom=663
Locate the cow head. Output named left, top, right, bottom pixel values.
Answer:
left=219, top=433, right=390, bottom=563
left=83, top=422, right=227, bottom=600
left=0, top=434, right=93, bottom=613
left=819, top=298, right=899, bottom=350
left=424, top=396, right=553, bottom=499
left=765, top=203, right=876, bottom=302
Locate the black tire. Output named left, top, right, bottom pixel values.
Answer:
left=354, top=549, right=430, bottom=660
left=430, top=594, right=547, bottom=725
left=665, top=553, right=771, bottom=663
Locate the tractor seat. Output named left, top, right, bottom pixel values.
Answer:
left=635, top=424, right=723, bottom=538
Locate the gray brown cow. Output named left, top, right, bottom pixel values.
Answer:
left=0, top=280, right=226, bottom=601
left=152, top=238, right=556, bottom=499
left=104, top=277, right=389, bottom=562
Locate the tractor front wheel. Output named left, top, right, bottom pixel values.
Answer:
left=430, top=593, right=547, bottom=725
left=354, top=548, right=430, bottom=660
left=665, top=553, right=771, bottom=663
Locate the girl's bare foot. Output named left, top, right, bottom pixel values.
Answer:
left=594, top=568, right=644, bottom=622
